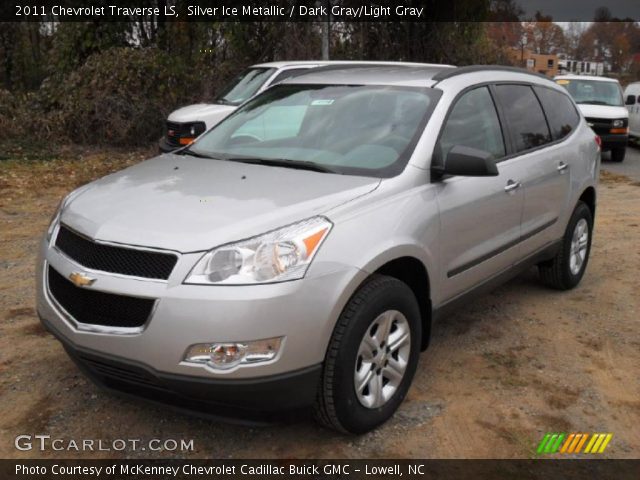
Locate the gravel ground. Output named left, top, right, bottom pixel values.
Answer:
left=1, top=148, right=638, bottom=459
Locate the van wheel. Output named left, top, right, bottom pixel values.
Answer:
left=538, top=201, right=593, bottom=290
left=314, top=274, right=421, bottom=434
left=611, top=147, right=626, bottom=162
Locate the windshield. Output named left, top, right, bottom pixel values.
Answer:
left=557, top=79, right=623, bottom=107
left=189, top=84, right=440, bottom=177
left=215, top=68, right=276, bottom=106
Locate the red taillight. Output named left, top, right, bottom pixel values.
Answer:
left=595, top=135, right=602, bottom=149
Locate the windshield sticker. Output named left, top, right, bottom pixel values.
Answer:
left=556, top=79, right=570, bottom=85
left=311, top=99, right=335, bottom=106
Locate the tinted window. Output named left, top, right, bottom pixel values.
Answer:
left=534, top=87, right=580, bottom=140
left=494, top=85, right=551, bottom=152
left=269, top=68, right=311, bottom=85
left=438, top=87, right=505, bottom=161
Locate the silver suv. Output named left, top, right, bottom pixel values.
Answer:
left=37, top=64, right=599, bottom=434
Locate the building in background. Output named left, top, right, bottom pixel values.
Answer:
left=558, top=57, right=607, bottom=76
left=509, top=48, right=559, bottom=77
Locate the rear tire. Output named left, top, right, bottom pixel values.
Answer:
left=539, top=201, right=593, bottom=290
left=314, top=274, right=421, bottom=434
left=610, top=147, right=626, bottom=162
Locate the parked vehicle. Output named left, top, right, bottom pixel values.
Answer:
left=555, top=75, right=628, bottom=162
left=623, top=81, right=640, bottom=140
left=159, top=61, right=324, bottom=152
left=38, top=64, right=599, bottom=434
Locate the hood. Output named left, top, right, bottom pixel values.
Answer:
left=62, top=154, right=380, bottom=252
left=168, top=103, right=237, bottom=129
left=577, top=104, right=628, bottom=119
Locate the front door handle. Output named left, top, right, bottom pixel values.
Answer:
left=504, top=180, right=521, bottom=193
left=557, top=162, right=568, bottom=173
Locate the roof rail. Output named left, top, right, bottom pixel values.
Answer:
left=288, top=62, right=454, bottom=77
left=432, top=65, right=550, bottom=83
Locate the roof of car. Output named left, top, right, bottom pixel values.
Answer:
left=278, top=64, right=453, bottom=87
left=252, top=60, right=453, bottom=70
left=281, top=63, right=561, bottom=88
left=555, top=74, right=620, bottom=83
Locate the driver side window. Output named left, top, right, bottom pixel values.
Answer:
left=438, top=87, right=505, bottom=162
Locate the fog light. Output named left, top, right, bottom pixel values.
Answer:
left=184, top=337, right=283, bottom=370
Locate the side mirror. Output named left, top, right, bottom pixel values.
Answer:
left=625, top=95, right=636, bottom=105
left=438, top=145, right=499, bottom=177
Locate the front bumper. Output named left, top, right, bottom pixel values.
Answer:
left=599, top=133, right=628, bottom=151
left=37, top=236, right=365, bottom=410
left=40, top=315, right=321, bottom=418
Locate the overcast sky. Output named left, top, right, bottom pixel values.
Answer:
left=521, top=0, right=639, bottom=21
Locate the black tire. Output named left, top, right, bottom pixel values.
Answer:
left=610, top=147, right=626, bottom=162
left=538, top=201, right=593, bottom=290
left=314, top=274, right=422, bottom=434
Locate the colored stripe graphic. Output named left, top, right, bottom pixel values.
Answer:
left=568, top=433, right=582, bottom=453
left=536, top=434, right=552, bottom=454
left=598, top=434, right=613, bottom=453
left=551, top=434, right=565, bottom=453
left=584, top=434, right=598, bottom=453
left=560, top=433, right=575, bottom=453
left=537, top=433, right=612, bottom=454
left=574, top=433, right=589, bottom=453
left=545, top=434, right=559, bottom=453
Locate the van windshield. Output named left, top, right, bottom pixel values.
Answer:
left=188, top=84, right=440, bottom=177
left=557, top=79, right=623, bottom=107
left=215, top=68, right=276, bottom=106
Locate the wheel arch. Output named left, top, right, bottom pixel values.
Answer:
left=368, top=255, right=433, bottom=351
left=579, top=186, right=596, bottom=218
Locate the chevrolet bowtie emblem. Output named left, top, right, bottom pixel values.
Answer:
left=69, top=271, right=96, bottom=287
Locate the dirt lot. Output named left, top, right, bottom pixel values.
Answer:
left=1, top=148, right=639, bottom=459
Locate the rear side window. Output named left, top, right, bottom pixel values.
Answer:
left=438, top=86, right=505, bottom=160
left=494, top=85, right=551, bottom=153
left=534, top=87, right=580, bottom=140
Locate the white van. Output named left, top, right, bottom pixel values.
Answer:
left=159, top=61, right=328, bottom=152
left=555, top=75, right=628, bottom=162
left=624, top=81, right=640, bottom=140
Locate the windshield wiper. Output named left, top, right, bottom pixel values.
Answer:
left=178, top=148, right=218, bottom=159
left=577, top=100, right=610, bottom=106
left=226, top=157, right=337, bottom=174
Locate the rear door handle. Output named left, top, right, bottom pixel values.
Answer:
left=504, top=180, right=521, bottom=193
left=557, top=162, right=568, bottom=173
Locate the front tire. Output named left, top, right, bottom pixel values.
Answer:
left=314, top=274, right=421, bottom=434
left=610, top=147, right=626, bottom=162
left=538, top=201, right=593, bottom=290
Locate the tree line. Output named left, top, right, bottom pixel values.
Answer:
left=0, top=0, right=638, bottom=147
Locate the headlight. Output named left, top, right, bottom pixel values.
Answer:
left=184, top=216, right=332, bottom=285
left=612, top=119, right=625, bottom=128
